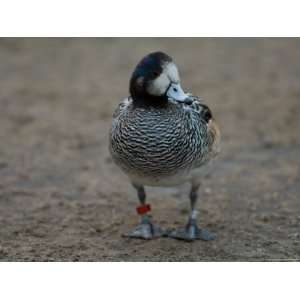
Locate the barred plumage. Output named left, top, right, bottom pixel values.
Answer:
left=109, top=97, right=220, bottom=186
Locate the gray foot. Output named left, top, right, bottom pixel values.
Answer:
left=167, top=223, right=216, bottom=242
left=123, top=221, right=164, bottom=240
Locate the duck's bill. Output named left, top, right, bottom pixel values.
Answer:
left=166, top=83, right=193, bottom=104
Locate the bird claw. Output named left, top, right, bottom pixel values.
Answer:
left=123, top=222, right=164, bottom=240
left=167, top=224, right=215, bottom=242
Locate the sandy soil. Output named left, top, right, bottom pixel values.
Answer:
left=0, top=38, right=299, bottom=261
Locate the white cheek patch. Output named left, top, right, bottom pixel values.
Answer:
left=146, top=62, right=180, bottom=97
left=164, top=62, right=180, bottom=83
left=147, top=73, right=170, bottom=96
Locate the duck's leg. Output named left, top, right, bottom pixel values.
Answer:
left=167, top=183, right=216, bottom=241
left=123, top=184, right=164, bottom=239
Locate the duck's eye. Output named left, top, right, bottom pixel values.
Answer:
left=152, top=71, right=159, bottom=76
left=173, top=87, right=178, bottom=92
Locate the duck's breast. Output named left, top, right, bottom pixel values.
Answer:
left=109, top=100, right=218, bottom=182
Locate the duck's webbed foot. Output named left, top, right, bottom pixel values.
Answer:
left=167, top=219, right=216, bottom=242
left=166, top=181, right=216, bottom=242
left=123, top=216, right=164, bottom=240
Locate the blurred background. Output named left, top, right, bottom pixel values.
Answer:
left=0, top=38, right=299, bottom=261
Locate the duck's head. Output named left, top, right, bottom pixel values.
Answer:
left=129, top=51, right=192, bottom=106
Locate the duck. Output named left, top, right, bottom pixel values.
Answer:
left=109, top=51, right=220, bottom=241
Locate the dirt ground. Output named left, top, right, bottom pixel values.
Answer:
left=0, top=38, right=299, bottom=261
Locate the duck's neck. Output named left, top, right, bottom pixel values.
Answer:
left=131, top=95, right=169, bottom=109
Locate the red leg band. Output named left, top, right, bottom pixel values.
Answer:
left=136, top=204, right=151, bottom=215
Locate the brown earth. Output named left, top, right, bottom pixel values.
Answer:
left=0, top=38, right=299, bottom=261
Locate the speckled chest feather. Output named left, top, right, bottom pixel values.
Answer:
left=109, top=98, right=220, bottom=183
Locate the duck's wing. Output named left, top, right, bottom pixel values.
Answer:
left=206, top=118, right=221, bottom=158
left=186, top=96, right=212, bottom=122
left=189, top=98, right=221, bottom=166
left=112, top=97, right=133, bottom=119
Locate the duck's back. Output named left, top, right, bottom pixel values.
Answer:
left=109, top=97, right=220, bottom=185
